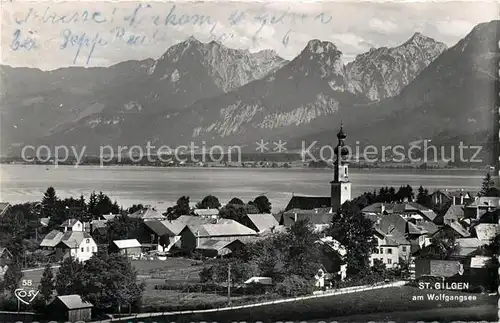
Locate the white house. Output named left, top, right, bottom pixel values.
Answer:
left=55, top=231, right=98, bottom=262
left=60, top=219, right=84, bottom=232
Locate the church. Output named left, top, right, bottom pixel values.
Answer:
left=276, top=124, right=352, bottom=227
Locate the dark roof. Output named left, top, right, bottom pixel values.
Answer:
left=285, top=196, right=331, bottom=211
left=144, top=220, right=176, bottom=236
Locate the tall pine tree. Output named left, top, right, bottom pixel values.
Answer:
left=480, top=172, right=495, bottom=196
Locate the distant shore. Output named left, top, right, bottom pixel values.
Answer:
left=0, top=161, right=493, bottom=172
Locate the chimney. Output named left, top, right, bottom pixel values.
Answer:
left=196, top=230, right=200, bottom=248
left=294, top=212, right=298, bottom=222
left=380, top=204, right=385, bottom=214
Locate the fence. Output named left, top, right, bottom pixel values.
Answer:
left=89, top=280, right=407, bottom=323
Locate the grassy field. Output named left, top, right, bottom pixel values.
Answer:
left=132, top=259, right=265, bottom=311
left=159, top=286, right=497, bottom=322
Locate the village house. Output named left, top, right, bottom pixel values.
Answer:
left=361, top=202, right=438, bottom=223
left=464, top=197, right=500, bottom=220
left=60, top=219, right=84, bottom=232
left=193, top=208, right=220, bottom=219
left=430, top=189, right=476, bottom=209
left=40, top=230, right=64, bottom=251
left=49, top=295, right=93, bottom=322
left=179, top=219, right=258, bottom=253
left=196, top=239, right=245, bottom=258
left=112, top=239, right=142, bottom=257
left=129, top=206, right=166, bottom=221
left=54, top=231, right=98, bottom=262
left=370, top=227, right=411, bottom=268
left=240, top=213, right=280, bottom=233
left=141, top=215, right=215, bottom=253
left=277, top=208, right=333, bottom=231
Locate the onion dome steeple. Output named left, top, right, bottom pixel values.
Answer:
left=334, top=122, right=349, bottom=157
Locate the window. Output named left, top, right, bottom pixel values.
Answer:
left=402, top=246, right=407, bottom=252
left=92, top=247, right=95, bottom=252
left=379, top=248, right=383, bottom=253
left=374, top=249, right=379, bottom=254
left=388, top=259, right=392, bottom=264
left=86, top=247, right=89, bottom=252
left=86, top=239, right=90, bottom=243
left=81, top=247, right=84, bottom=252
left=387, top=248, right=392, bottom=254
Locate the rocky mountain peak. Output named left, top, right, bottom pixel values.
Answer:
left=347, top=32, right=447, bottom=101
left=303, top=39, right=341, bottom=56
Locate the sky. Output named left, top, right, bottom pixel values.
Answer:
left=1, top=0, right=498, bottom=70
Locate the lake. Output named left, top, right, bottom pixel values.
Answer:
left=0, top=165, right=487, bottom=212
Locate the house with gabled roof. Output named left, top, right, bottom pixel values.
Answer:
left=370, top=227, right=410, bottom=268
left=112, top=239, right=142, bottom=257
left=464, top=197, right=500, bottom=219
left=129, top=206, right=166, bottom=221
left=196, top=239, right=245, bottom=258
left=277, top=208, right=333, bottom=231
left=40, top=230, right=64, bottom=250
left=54, top=231, right=97, bottom=262
left=240, top=213, right=279, bottom=233
left=49, top=294, right=93, bottom=322
left=430, top=189, right=476, bottom=209
left=60, top=219, right=84, bottom=232
left=179, top=219, right=257, bottom=253
left=193, top=208, right=220, bottom=218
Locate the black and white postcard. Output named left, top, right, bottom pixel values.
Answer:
left=0, top=0, right=499, bottom=322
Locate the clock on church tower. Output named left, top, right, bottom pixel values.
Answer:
left=331, top=123, right=352, bottom=210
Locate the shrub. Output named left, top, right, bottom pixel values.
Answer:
left=274, top=275, right=313, bottom=297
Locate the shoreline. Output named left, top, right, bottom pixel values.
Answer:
left=0, top=162, right=492, bottom=172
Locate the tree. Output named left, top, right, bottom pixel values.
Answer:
left=283, top=219, right=321, bottom=279
left=416, top=186, right=432, bottom=208
left=88, top=191, right=120, bottom=218
left=55, top=257, right=84, bottom=296
left=219, top=204, right=247, bottom=223
left=227, top=197, right=244, bottom=205
left=39, top=263, right=55, bottom=303
left=480, top=172, right=495, bottom=196
left=327, top=199, right=377, bottom=276
left=252, top=195, right=272, bottom=213
left=42, top=187, right=58, bottom=211
left=78, top=251, right=145, bottom=313
left=166, top=196, right=191, bottom=220
left=106, top=215, right=143, bottom=244
left=1, top=263, right=23, bottom=295
left=195, top=195, right=221, bottom=209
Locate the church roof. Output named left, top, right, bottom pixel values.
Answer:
left=285, top=196, right=331, bottom=211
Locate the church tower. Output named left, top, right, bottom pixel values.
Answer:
left=331, top=123, right=351, bottom=210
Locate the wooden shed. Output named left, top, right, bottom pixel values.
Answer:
left=49, top=294, right=93, bottom=322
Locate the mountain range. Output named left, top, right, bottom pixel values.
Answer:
left=1, top=20, right=498, bottom=164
